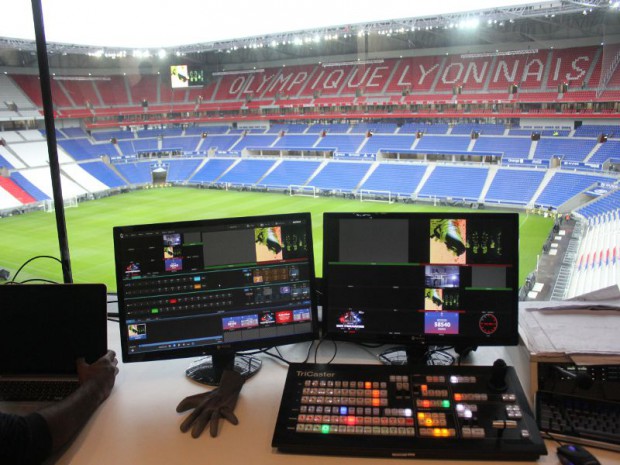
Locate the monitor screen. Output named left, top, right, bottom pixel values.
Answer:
left=113, top=213, right=318, bottom=384
left=322, top=212, right=519, bottom=361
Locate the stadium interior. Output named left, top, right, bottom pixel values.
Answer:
left=0, top=0, right=619, bottom=300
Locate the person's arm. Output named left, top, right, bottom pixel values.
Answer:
left=38, top=350, right=119, bottom=454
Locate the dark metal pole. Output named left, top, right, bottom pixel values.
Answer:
left=31, top=0, right=73, bottom=283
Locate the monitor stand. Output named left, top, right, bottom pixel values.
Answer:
left=379, top=344, right=478, bottom=366
left=185, top=351, right=262, bottom=386
left=379, top=345, right=432, bottom=366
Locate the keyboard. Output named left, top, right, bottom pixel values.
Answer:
left=272, top=362, right=547, bottom=461
left=0, top=379, right=80, bottom=402
left=536, top=390, right=620, bottom=452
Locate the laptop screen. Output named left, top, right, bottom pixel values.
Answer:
left=0, top=284, right=108, bottom=375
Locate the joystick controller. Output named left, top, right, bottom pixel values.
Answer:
left=488, top=358, right=508, bottom=392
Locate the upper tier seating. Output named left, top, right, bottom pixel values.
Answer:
left=315, top=134, right=365, bottom=153
left=272, top=134, right=320, bottom=149
left=533, top=138, right=598, bottom=162
left=473, top=136, right=533, bottom=159
left=233, top=135, right=279, bottom=152
left=415, top=135, right=472, bottom=152
left=362, top=135, right=416, bottom=154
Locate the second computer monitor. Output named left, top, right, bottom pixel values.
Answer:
left=322, top=212, right=519, bottom=362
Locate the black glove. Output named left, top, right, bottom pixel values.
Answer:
left=176, top=369, right=245, bottom=438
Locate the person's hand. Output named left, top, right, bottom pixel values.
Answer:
left=176, top=369, right=244, bottom=438
left=76, top=350, right=119, bottom=404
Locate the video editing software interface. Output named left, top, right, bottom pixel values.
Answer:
left=323, top=212, right=519, bottom=347
left=113, top=214, right=316, bottom=361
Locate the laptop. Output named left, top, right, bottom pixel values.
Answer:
left=0, top=283, right=108, bottom=414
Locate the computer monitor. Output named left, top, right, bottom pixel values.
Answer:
left=322, top=212, right=519, bottom=364
left=113, top=212, right=318, bottom=385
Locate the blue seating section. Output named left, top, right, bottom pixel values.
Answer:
left=273, top=134, right=320, bottom=148
left=189, top=159, right=236, bottom=183
left=576, top=189, right=620, bottom=219
left=233, top=135, right=278, bottom=151
left=534, top=138, right=598, bottom=161
left=535, top=172, right=613, bottom=208
left=418, top=166, right=488, bottom=201
left=162, top=136, right=201, bottom=152
left=266, top=124, right=308, bottom=134
left=309, top=161, right=371, bottom=192
left=360, top=163, right=427, bottom=196
left=166, top=159, right=203, bottom=183
left=91, top=130, right=134, bottom=142
left=61, top=127, right=89, bottom=138
left=308, top=123, right=350, bottom=134
left=117, top=138, right=158, bottom=155
left=415, top=135, right=472, bottom=152
left=200, top=135, right=242, bottom=152
left=352, top=122, right=397, bottom=134
left=588, top=140, right=620, bottom=164
left=114, top=162, right=152, bottom=184
left=316, top=134, right=365, bottom=153
left=218, top=159, right=276, bottom=185
left=185, top=125, right=229, bottom=135
left=451, top=124, right=505, bottom=135
left=58, top=139, right=117, bottom=161
left=80, top=161, right=126, bottom=188
left=260, top=160, right=322, bottom=188
left=399, top=123, right=449, bottom=135
left=573, top=125, right=620, bottom=138
left=473, top=137, right=532, bottom=158
left=362, top=135, right=416, bottom=153
left=137, top=129, right=165, bottom=138
left=484, top=169, right=545, bottom=205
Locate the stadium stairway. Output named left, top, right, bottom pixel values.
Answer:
left=477, top=165, right=498, bottom=203
left=413, top=165, right=436, bottom=197
left=529, top=170, right=556, bottom=207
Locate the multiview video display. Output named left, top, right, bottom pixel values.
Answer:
left=323, top=212, right=519, bottom=348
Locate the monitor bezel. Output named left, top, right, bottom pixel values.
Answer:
left=113, top=212, right=319, bottom=364
left=321, top=211, right=520, bottom=349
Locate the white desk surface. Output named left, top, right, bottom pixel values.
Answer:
left=49, top=320, right=620, bottom=465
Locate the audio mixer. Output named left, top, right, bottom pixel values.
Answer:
left=272, top=362, right=547, bottom=460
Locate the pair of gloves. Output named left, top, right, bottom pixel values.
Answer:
left=176, top=369, right=244, bottom=438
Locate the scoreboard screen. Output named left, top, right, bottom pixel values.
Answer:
left=170, top=65, right=205, bottom=88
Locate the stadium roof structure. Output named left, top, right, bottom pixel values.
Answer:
left=1, top=0, right=619, bottom=71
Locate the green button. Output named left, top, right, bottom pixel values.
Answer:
left=151, top=308, right=159, bottom=314
left=442, top=400, right=451, bottom=408
left=321, top=425, right=330, bottom=434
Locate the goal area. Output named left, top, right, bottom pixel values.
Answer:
left=43, top=197, right=78, bottom=212
left=288, top=185, right=318, bottom=198
left=358, top=189, right=394, bottom=204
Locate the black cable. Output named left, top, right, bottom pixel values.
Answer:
left=8, top=255, right=64, bottom=284
left=14, top=278, right=59, bottom=285
left=313, top=337, right=338, bottom=364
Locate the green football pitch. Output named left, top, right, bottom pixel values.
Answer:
left=0, top=187, right=554, bottom=292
